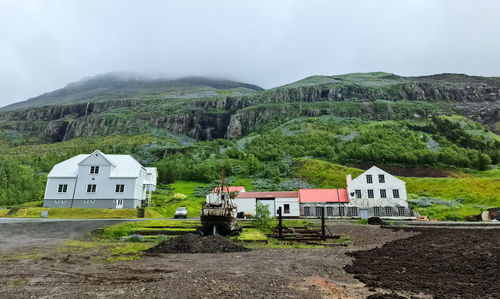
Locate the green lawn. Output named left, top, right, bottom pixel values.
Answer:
left=151, top=180, right=209, bottom=218
left=3, top=207, right=163, bottom=219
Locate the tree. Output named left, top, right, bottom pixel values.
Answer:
left=252, top=201, right=274, bottom=232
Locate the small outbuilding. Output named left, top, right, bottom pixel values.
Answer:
left=235, top=191, right=299, bottom=217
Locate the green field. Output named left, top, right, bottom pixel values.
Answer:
left=2, top=207, right=163, bottom=219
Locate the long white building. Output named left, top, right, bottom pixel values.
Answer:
left=43, top=150, right=157, bottom=209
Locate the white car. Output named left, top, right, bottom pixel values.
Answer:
left=174, top=206, right=188, bottom=218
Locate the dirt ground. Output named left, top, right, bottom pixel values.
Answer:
left=0, top=222, right=498, bottom=298
left=345, top=227, right=500, bottom=298
left=0, top=220, right=125, bottom=252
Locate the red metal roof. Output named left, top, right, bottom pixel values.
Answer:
left=298, top=189, right=349, bottom=203
left=211, top=186, right=245, bottom=193
left=236, top=191, right=298, bottom=199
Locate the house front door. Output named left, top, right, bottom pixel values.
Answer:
left=116, top=199, right=124, bottom=209
left=360, top=209, right=369, bottom=219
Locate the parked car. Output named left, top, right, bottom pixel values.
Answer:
left=174, top=206, right=188, bottom=218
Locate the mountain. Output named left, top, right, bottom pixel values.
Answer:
left=0, top=72, right=499, bottom=143
left=0, top=72, right=263, bottom=111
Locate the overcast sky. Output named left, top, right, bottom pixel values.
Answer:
left=1, top=0, right=499, bottom=106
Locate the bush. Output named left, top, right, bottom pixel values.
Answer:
left=252, top=202, right=274, bottom=232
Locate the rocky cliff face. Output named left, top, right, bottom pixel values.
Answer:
left=1, top=73, right=499, bottom=142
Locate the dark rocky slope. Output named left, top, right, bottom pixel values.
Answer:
left=0, top=72, right=499, bottom=142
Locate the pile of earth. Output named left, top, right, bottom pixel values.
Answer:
left=367, top=217, right=388, bottom=225
left=345, top=228, right=500, bottom=298
left=145, top=233, right=250, bottom=254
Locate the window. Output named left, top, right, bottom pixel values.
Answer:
left=366, top=175, right=373, bottom=184
left=90, top=166, right=99, bottom=174
left=351, top=207, right=358, bottom=217
left=379, top=174, right=385, bottom=183
left=368, top=189, right=374, bottom=198
left=327, top=206, right=333, bottom=216
left=339, top=206, right=345, bottom=217
left=87, top=184, right=96, bottom=193
left=61, top=199, right=66, bottom=203
left=84, top=200, right=89, bottom=203
left=398, top=207, right=405, bottom=216
left=315, top=206, right=323, bottom=217
left=303, top=207, right=310, bottom=216
left=91, top=200, right=95, bottom=203
left=380, top=189, right=387, bottom=198
left=57, top=184, right=68, bottom=193
left=393, top=189, right=400, bottom=198
left=374, top=207, right=380, bottom=217
left=283, top=204, right=290, bottom=214
left=55, top=199, right=59, bottom=203
left=115, top=184, right=125, bottom=193
left=355, top=190, right=362, bottom=199
left=385, top=207, right=392, bottom=216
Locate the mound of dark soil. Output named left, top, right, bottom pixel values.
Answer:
left=345, top=228, right=500, bottom=298
left=367, top=217, right=387, bottom=225
left=367, top=293, right=405, bottom=299
left=145, top=234, right=250, bottom=254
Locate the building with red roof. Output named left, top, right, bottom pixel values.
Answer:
left=211, top=186, right=246, bottom=194
left=298, top=189, right=350, bottom=217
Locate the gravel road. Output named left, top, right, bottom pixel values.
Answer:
left=0, top=220, right=125, bottom=252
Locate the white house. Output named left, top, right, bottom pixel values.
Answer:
left=234, top=191, right=300, bottom=217
left=346, top=166, right=410, bottom=218
left=43, top=150, right=157, bottom=209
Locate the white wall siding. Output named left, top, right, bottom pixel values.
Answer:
left=346, top=166, right=410, bottom=217
left=275, top=198, right=300, bottom=217
left=234, top=198, right=256, bottom=215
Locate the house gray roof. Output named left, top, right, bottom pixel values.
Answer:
left=47, top=151, right=146, bottom=178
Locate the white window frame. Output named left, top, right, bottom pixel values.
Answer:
left=61, top=199, right=66, bottom=203
left=326, top=206, right=333, bottom=216
left=87, top=184, right=97, bottom=193
left=366, top=175, right=373, bottom=184
left=393, top=189, right=400, bottom=198
left=351, top=207, right=358, bottom=217
left=380, top=189, right=387, bottom=198
left=115, top=184, right=125, bottom=193
left=355, top=190, right=362, bottom=199
left=303, top=206, right=310, bottom=216
left=84, top=199, right=89, bottom=203
left=90, top=166, right=100, bottom=174
left=91, top=199, right=95, bottom=203
left=398, top=207, right=405, bottom=216
left=57, top=184, right=68, bottom=193
left=385, top=207, right=392, bottom=216
left=374, top=207, right=380, bottom=217
left=55, top=199, right=59, bottom=203
left=368, top=189, right=374, bottom=198
left=378, top=174, right=385, bottom=183
left=283, top=204, right=290, bottom=214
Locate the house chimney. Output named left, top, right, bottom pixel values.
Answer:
left=346, top=174, right=352, bottom=186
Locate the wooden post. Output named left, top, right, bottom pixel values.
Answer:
left=321, top=206, right=325, bottom=238
left=278, top=206, right=282, bottom=239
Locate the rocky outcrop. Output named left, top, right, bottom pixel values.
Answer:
left=1, top=73, right=499, bottom=141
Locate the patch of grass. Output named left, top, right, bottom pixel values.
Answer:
left=151, top=181, right=209, bottom=218
left=6, top=207, right=163, bottom=219
left=0, top=209, right=8, bottom=217
left=355, top=219, right=368, bottom=225
left=237, top=228, right=267, bottom=241
left=98, top=220, right=200, bottom=239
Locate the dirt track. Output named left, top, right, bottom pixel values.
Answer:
left=0, top=220, right=124, bottom=252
